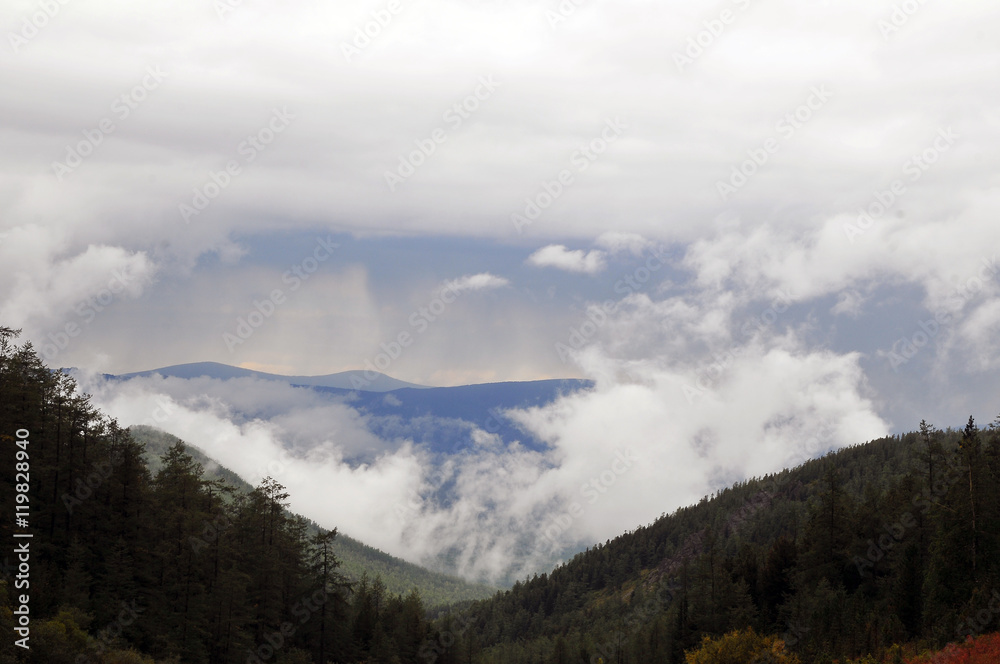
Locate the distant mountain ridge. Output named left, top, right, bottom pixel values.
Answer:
left=109, top=362, right=594, bottom=455
left=114, top=360, right=430, bottom=392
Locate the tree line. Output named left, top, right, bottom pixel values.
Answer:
left=0, top=327, right=439, bottom=663
left=434, top=419, right=1000, bottom=663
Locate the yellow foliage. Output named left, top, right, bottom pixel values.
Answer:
left=31, top=607, right=95, bottom=664
left=685, top=628, right=801, bottom=664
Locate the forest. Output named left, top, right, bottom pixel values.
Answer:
left=438, top=419, right=1000, bottom=663
left=131, top=425, right=495, bottom=609
left=2, top=324, right=999, bottom=663
left=0, top=327, right=438, bottom=663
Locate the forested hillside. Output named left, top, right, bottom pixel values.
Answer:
left=425, top=418, right=1000, bottom=663
left=132, top=425, right=495, bottom=608
left=0, top=327, right=455, bottom=663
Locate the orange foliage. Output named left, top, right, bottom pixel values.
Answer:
left=906, top=633, right=1000, bottom=664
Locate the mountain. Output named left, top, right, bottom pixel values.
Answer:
left=115, top=360, right=429, bottom=392
left=108, top=362, right=594, bottom=455
left=4, top=325, right=999, bottom=663
left=100, top=364, right=595, bottom=585
left=0, top=326, right=483, bottom=663
left=131, top=424, right=496, bottom=609
left=313, top=379, right=592, bottom=454
left=431, top=420, right=1000, bottom=663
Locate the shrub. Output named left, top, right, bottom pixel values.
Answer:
left=685, top=628, right=801, bottom=664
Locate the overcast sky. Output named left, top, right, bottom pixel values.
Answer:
left=4, top=0, right=1000, bottom=581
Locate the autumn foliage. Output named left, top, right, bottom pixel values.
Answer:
left=906, top=633, right=1000, bottom=664
left=684, top=628, right=800, bottom=664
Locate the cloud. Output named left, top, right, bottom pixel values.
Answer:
left=443, top=272, right=510, bottom=294
left=73, top=266, right=890, bottom=585
left=75, top=370, right=559, bottom=582
left=0, top=226, right=157, bottom=336
left=503, top=288, right=889, bottom=552
left=2, top=0, right=997, bottom=403
left=528, top=245, right=607, bottom=274
left=595, top=232, right=653, bottom=256
left=831, top=290, right=867, bottom=317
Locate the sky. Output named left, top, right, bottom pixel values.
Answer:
left=4, top=0, right=1000, bottom=582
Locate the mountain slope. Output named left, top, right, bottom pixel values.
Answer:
left=431, top=420, right=1000, bottom=663
left=0, top=326, right=459, bottom=663
left=131, top=424, right=496, bottom=608
left=115, top=360, right=429, bottom=392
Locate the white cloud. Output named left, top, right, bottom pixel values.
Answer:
left=506, top=289, right=889, bottom=551
left=0, top=227, right=156, bottom=332
left=443, top=272, right=510, bottom=293
left=528, top=245, right=607, bottom=274
left=595, top=232, right=653, bottom=256
left=831, top=290, right=866, bottom=317
left=954, top=298, right=1000, bottom=372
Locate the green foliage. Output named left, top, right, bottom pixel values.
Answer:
left=0, top=327, right=437, bottom=663
left=132, top=425, right=496, bottom=609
